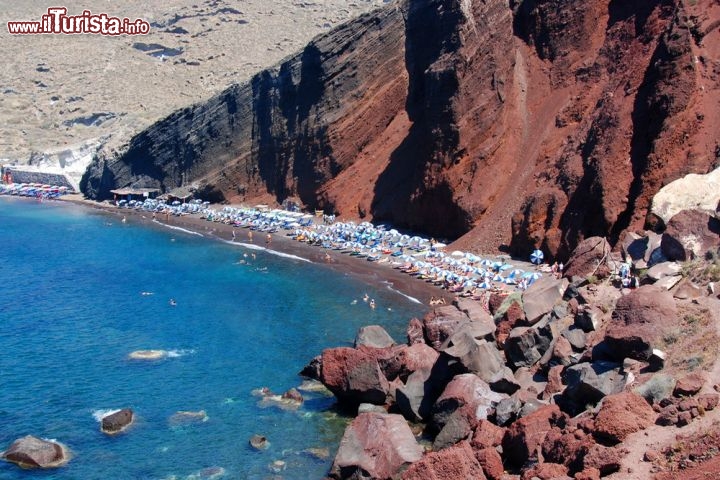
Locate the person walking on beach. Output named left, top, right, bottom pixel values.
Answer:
left=266, top=234, right=272, bottom=246
left=232, top=229, right=236, bottom=241
left=248, top=231, right=253, bottom=242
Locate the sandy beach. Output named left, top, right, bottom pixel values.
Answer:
left=60, top=196, right=456, bottom=309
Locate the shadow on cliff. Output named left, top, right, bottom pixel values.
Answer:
left=370, top=0, right=470, bottom=239
left=252, top=42, right=332, bottom=207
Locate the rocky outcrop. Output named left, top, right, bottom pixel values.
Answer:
left=604, top=286, right=677, bottom=361
left=592, top=393, right=656, bottom=444
left=81, top=0, right=720, bottom=257
left=661, top=209, right=720, bottom=261
left=330, top=412, right=423, bottom=480
left=320, top=347, right=391, bottom=406
left=401, top=441, right=487, bottom=480
left=650, top=166, right=720, bottom=226
left=563, top=237, right=612, bottom=280
left=1, top=436, right=70, bottom=469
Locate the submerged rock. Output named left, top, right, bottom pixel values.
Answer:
left=168, top=410, right=208, bottom=427
left=128, top=349, right=167, bottom=360
left=249, top=434, right=269, bottom=450
left=101, top=408, right=134, bottom=434
left=1, top=435, right=70, bottom=469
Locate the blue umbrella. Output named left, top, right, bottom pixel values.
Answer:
left=531, top=249, right=544, bottom=264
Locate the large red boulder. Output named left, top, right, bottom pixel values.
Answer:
left=594, top=392, right=657, bottom=444
left=471, top=419, right=506, bottom=450
left=581, top=444, right=621, bottom=476
left=331, top=413, right=423, bottom=479
left=423, top=306, right=470, bottom=350
left=320, top=347, right=390, bottom=405
left=673, top=372, right=706, bottom=397
left=541, top=427, right=594, bottom=472
left=2, top=436, right=69, bottom=469
left=379, top=343, right=439, bottom=382
left=563, top=237, right=612, bottom=279
left=401, top=441, right=486, bottom=480
left=604, top=286, right=677, bottom=361
left=474, top=447, right=504, bottom=480
left=502, top=404, right=566, bottom=467
left=432, top=374, right=506, bottom=431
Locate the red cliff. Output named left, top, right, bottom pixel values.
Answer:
left=81, top=0, right=720, bottom=258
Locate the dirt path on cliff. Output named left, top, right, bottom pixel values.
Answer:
left=607, top=295, right=720, bottom=479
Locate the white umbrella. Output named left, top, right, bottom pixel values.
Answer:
left=451, top=250, right=465, bottom=257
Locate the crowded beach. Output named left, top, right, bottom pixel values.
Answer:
left=94, top=196, right=549, bottom=302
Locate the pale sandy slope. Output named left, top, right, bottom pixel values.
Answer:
left=0, top=0, right=388, bottom=161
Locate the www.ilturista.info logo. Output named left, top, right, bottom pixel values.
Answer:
left=7, top=7, right=150, bottom=35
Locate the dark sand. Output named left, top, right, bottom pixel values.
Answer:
left=64, top=197, right=452, bottom=308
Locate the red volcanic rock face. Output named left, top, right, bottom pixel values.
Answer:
left=84, top=0, right=720, bottom=258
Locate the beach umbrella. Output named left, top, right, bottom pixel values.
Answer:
left=504, top=277, right=517, bottom=285
left=492, top=274, right=504, bottom=282
left=434, top=242, right=447, bottom=249
left=531, top=249, right=544, bottom=265
left=451, top=250, right=465, bottom=257
left=478, top=282, right=491, bottom=289
left=480, top=259, right=493, bottom=266
left=509, top=269, right=524, bottom=278
left=499, top=264, right=513, bottom=271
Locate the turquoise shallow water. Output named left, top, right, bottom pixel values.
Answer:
left=0, top=198, right=425, bottom=480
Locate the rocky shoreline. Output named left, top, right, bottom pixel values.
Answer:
left=300, top=230, right=720, bottom=479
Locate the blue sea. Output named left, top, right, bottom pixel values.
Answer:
left=0, top=198, right=425, bottom=479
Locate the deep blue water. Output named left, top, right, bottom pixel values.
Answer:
left=0, top=198, right=425, bottom=479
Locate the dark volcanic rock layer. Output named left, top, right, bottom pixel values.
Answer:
left=82, top=0, right=720, bottom=257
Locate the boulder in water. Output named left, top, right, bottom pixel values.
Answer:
left=281, top=388, right=304, bottom=405
left=249, top=434, right=269, bottom=450
left=1, top=435, right=70, bottom=469
left=354, top=325, right=396, bottom=348
left=101, top=408, right=134, bottom=434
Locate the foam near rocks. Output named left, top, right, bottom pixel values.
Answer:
left=128, top=349, right=168, bottom=360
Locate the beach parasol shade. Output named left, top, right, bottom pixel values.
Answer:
left=531, top=249, right=544, bottom=264
left=451, top=250, right=465, bottom=257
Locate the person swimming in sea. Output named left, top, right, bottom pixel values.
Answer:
left=369, top=299, right=376, bottom=309
left=363, top=293, right=369, bottom=303
left=169, top=298, right=177, bottom=306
